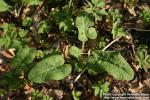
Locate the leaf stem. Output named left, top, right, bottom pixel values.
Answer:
left=73, top=42, right=86, bottom=84
left=102, top=37, right=121, bottom=51
left=74, top=67, right=88, bottom=83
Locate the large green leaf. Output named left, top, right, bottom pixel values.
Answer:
left=87, top=50, right=134, bottom=80
left=10, top=47, right=36, bottom=68
left=76, top=14, right=97, bottom=42
left=28, top=55, right=72, bottom=83
left=0, top=0, right=10, bottom=12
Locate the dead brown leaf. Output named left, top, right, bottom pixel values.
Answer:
left=0, top=49, right=15, bottom=59
left=24, top=83, right=34, bottom=94
left=0, top=65, right=5, bottom=72
left=127, top=7, right=137, bottom=16
left=63, top=45, right=69, bottom=59
left=8, top=48, right=15, bottom=56
left=128, top=79, right=144, bottom=93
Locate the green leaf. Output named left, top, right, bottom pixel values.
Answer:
left=69, top=46, right=81, bottom=58
left=100, top=82, right=109, bottom=94
left=137, top=45, right=150, bottom=71
left=38, top=21, right=51, bottom=34
left=28, top=55, right=72, bottom=83
left=98, top=9, right=108, bottom=15
left=0, top=0, right=10, bottom=12
left=1, top=71, right=22, bottom=89
left=78, top=31, right=88, bottom=42
left=10, top=47, right=36, bottom=68
left=72, top=90, right=82, bottom=100
left=0, top=38, right=8, bottom=47
left=92, top=84, right=100, bottom=96
left=22, top=17, right=32, bottom=28
left=87, top=0, right=94, bottom=9
left=76, top=13, right=97, bottom=42
left=141, top=7, right=150, bottom=23
left=87, top=50, right=134, bottom=80
left=0, top=89, right=6, bottom=96
left=91, top=0, right=105, bottom=7
left=112, top=20, right=126, bottom=39
left=0, top=23, right=28, bottom=50
left=18, top=29, right=28, bottom=38
left=76, top=15, right=90, bottom=42
left=22, top=0, right=42, bottom=5
left=51, top=7, right=72, bottom=32
left=85, top=8, right=93, bottom=13
left=92, top=80, right=109, bottom=97
left=0, top=23, right=16, bottom=35
left=0, top=36, right=11, bottom=49
left=9, top=39, right=22, bottom=50
left=86, top=27, right=97, bottom=39
left=42, top=95, right=54, bottom=100
left=59, top=19, right=72, bottom=32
